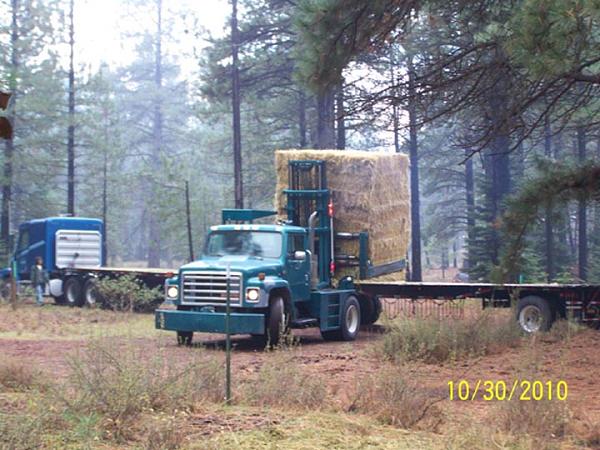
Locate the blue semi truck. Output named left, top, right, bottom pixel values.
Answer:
left=156, top=159, right=600, bottom=345
left=1, top=216, right=173, bottom=306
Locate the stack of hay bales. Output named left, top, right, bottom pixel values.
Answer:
left=274, top=149, right=410, bottom=282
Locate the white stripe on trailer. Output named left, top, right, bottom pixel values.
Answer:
left=55, top=229, right=102, bottom=269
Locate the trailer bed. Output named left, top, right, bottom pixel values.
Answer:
left=356, top=281, right=594, bottom=300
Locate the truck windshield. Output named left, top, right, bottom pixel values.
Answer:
left=205, top=231, right=283, bottom=259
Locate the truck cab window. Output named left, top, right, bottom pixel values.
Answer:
left=205, top=231, right=283, bottom=259
left=287, top=233, right=305, bottom=255
left=16, top=230, right=29, bottom=253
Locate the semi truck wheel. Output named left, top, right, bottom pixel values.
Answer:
left=64, top=277, right=83, bottom=307
left=517, top=295, right=553, bottom=333
left=83, top=279, right=99, bottom=308
left=266, top=296, right=287, bottom=347
left=177, top=331, right=193, bottom=346
left=321, top=295, right=361, bottom=341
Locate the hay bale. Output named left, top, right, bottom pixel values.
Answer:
left=274, top=149, right=410, bottom=281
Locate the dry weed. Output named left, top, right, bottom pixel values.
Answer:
left=348, top=366, right=443, bottom=430
left=380, top=310, right=522, bottom=363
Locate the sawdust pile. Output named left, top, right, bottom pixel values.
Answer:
left=275, top=149, right=410, bottom=281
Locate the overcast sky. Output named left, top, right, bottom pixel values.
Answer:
left=75, top=0, right=229, bottom=76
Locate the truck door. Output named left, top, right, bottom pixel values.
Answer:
left=14, top=227, right=30, bottom=280
left=285, top=232, right=310, bottom=301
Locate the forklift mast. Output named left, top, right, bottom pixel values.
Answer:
left=284, top=160, right=334, bottom=287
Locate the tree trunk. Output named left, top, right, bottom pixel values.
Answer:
left=2, top=0, right=18, bottom=261
left=407, top=57, right=422, bottom=281
left=147, top=0, right=163, bottom=267
left=464, top=149, right=475, bottom=270
left=298, top=90, right=307, bottom=148
left=231, top=0, right=243, bottom=208
left=335, top=79, right=345, bottom=149
left=102, top=108, right=108, bottom=263
left=577, top=124, right=587, bottom=281
left=316, top=87, right=335, bottom=149
left=391, top=62, right=401, bottom=154
left=486, top=58, right=511, bottom=266
left=544, top=115, right=555, bottom=281
left=67, top=0, right=75, bottom=215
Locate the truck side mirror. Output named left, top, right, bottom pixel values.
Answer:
left=293, top=250, right=307, bottom=261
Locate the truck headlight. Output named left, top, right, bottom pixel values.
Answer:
left=246, top=288, right=260, bottom=302
left=167, top=286, right=179, bottom=299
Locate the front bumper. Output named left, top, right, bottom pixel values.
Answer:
left=155, top=309, right=265, bottom=335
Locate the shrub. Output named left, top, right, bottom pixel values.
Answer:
left=0, top=357, right=45, bottom=391
left=95, top=274, right=162, bottom=312
left=240, top=350, right=326, bottom=410
left=0, top=413, right=45, bottom=450
left=380, top=311, right=522, bottom=363
left=496, top=397, right=571, bottom=438
left=545, top=319, right=587, bottom=342
left=348, top=367, right=443, bottom=430
left=143, top=414, right=186, bottom=450
left=59, top=340, right=222, bottom=441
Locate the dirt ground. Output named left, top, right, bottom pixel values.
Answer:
left=1, top=302, right=599, bottom=430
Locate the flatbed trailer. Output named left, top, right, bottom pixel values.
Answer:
left=356, top=281, right=600, bottom=332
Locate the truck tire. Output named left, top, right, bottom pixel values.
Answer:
left=64, top=277, right=83, bottom=307
left=359, top=295, right=382, bottom=325
left=266, top=296, right=287, bottom=347
left=517, top=295, right=553, bottom=333
left=177, top=331, right=193, bottom=346
left=321, top=295, right=361, bottom=341
left=83, top=278, right=99, bottom=308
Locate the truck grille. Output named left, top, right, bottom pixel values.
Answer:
left=181, top=271, right=242, bottom=305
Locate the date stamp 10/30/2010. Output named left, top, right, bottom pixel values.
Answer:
left=448, top=380, right=568, bottom=401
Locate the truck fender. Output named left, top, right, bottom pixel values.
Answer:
left=49, top=278, right=63, bottom=297
left=263, top=279, right=290, bottom=296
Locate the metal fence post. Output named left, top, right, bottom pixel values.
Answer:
left=225, top=263, right=232, bottom=404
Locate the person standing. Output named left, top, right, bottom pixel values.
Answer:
left=31, top=257, right=48, bottom=306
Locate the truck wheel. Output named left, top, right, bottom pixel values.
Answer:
left=321, top=295, right=361, bottom=341
left=266, top=296, right=287, bottom=347
left=83, top=279, right=99, bottom=308
left=177, top=331, right=193, bottom=346
left=359, top=295, right=382, bottom=325
left=517, top=295, right=553, bottom=333
left=64, top=277, right=83, bottom=307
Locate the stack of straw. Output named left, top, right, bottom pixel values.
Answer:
left=274, top=149, right=410, bottom=281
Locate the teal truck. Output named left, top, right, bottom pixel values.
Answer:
left=155, top=159, right=600, bottom=343
left=155, top=160, right=387, bottom=345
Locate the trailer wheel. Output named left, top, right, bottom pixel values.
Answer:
left=83, top=278, right=99, bottom=308
left=177, top=331, right=193, bottom=346
left=64, top=277, right=83, bottom=307
left=322, top=295, right=361, bottom=341
left=517, top=295, right=553, bottom=333
left=266, top=296, right=287, bottom=347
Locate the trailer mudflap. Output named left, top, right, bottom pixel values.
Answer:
left=155, top=309, right=265, bottom=335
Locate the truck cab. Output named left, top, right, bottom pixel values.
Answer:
left=157, top=214, right=363, bottom=346
left=1, top=217, right=104, bottom=300
left=156, top=160, right=383, bottom=346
